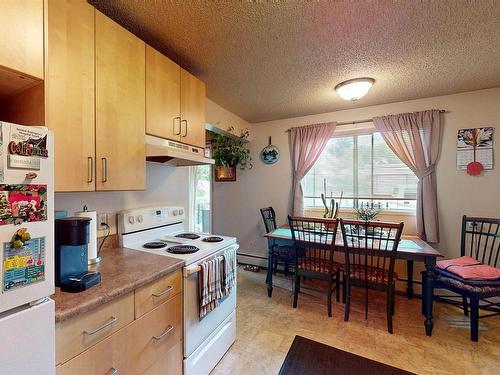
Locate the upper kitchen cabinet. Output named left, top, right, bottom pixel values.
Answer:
left=95, top=11, right=146, bottom=191
left=180, top=69, right=206, bottom=148
left=0, top=0, right=44, bottom=79
left=146, top=45, right=181, bottom=141
left=45, top=0, right=95, bottom=192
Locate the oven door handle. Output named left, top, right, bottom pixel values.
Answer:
left=183, top=265, right=201, bottom=278
left=183, top=244, right=240, bottom=278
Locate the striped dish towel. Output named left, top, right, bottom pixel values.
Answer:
left=222, top=247, right=237, bottom=297
left=199, top=256, right=224, bottom=319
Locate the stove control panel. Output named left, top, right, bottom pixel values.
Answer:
left=117, top=206, right=186, bottom=235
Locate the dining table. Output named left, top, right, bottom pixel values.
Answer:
left=264, top=226, right=443, bottom=336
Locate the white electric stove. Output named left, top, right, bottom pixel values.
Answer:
left=117, top=206, right=238, bottom=375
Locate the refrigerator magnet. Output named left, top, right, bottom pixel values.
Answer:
left=3, top=236, right=46, bottom=292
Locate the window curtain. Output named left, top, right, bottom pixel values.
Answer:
left=373, top=110, right=442, bottom=243
left=290, top=122, right=337, bottom=215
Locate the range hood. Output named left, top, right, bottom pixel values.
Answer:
left=146, top=135, right=215, bottom=166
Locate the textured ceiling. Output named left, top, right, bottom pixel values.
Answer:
left=90, top=0, right=500, bottom=123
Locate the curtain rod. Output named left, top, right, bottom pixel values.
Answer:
left=285, top=109, right=447, bottom=132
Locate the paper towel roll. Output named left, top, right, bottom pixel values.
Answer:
left=75, top=210, right=99, bottom=264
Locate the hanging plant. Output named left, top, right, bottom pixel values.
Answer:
left=211, top=127, right=252, bottom=169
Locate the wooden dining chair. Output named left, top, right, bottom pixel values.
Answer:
left=260, top=207, right=295, bottom=297
left=428, top=215, right=500, bottom=341
left=339, top=219, right=404, bottom=333
left=288, top=216, right=341, bottom=317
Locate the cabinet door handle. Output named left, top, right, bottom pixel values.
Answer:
left=152, top=325, right=174, bottom=341
left=83, top=316, right=117, bottom=335
left=101, top=158, right=107, bottom=183
left=110, top=368, right=117, bottom=375
left=87, top=157, right=93, bottom=183
left=152, top=285, right=173, bottom=298
left=181, top=119, right=188, bottom=137
left=173, top=116, right=181, bottom=135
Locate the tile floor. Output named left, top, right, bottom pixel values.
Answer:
left=211, top=267, right=500, bottom=375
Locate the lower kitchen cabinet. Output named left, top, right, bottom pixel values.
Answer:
left=56, top=273, right=183, bottom=374
left=128, top=294, right=182, bottom=374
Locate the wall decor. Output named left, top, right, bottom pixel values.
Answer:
left=0, top=184, right=47, bottom=225
left=260, top=136, right=280, bottom=165
left=457, top=127, right=494, bottom=175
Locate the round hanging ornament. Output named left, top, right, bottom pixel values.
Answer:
left=260, top=136, right=280, bottom=165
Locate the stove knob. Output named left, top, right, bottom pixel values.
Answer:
left=172, top=210, right=178, bottom=216
left=179, top=209, right=184, bottom=215
left=137, top=215, right=143, bottom=223
left=128, top=215, right=135, bottom=224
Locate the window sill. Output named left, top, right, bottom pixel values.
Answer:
left=304, top=207, right=416, bottom=217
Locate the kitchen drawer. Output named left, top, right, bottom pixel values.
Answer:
left=135, top=270, right=182, bottom=317
left=56, top=325, right=129, bottom=375
left=56, top=292, right=134, bottom=365
left=129, top=294, right=182, bottom=374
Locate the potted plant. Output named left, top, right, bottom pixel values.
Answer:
left=211, top=126, right=252, bottom=181
left=355, top=203, right=383, bottom=235
left=354, top=203, right=382, bottom=221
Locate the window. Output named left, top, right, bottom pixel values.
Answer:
left=190, top=146, right=212, bottom=232
left=302, top=132, right=418, bottom=211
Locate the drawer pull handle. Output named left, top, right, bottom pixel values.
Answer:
left=152, top=325, right=174, bottom=341
left=110, top=368, right=117, bottom=375
left=152, top=285, right=173, bottom=298
left=83, top=316, right=117, bottom=335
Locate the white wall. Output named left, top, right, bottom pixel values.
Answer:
left=55, top=163, right=190, bottom=235
left=213, top=87, right=500, bottom=265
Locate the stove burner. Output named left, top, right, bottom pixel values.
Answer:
left=175, top=233, right=200, bottom=240
left=167, top=245, right=200, bottom=254
left=202, top=236, right=224, bottom=243
left=143, top=241, right=167, bottom=249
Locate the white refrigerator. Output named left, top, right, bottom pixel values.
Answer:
left=0, top=122, right=55, bottom=375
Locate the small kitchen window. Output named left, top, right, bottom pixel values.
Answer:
left=189, top=144, right=213, bottom=232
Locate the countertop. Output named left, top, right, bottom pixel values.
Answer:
left=52, top=246, right=184, bottom=323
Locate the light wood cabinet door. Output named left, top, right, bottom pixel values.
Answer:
left=0, top=0, right=43, bottom=78
left=56, top=292, right=134, bottom=365
left=45, top=0, right=95, bottom=192
left=135, top=269, right=182, bottom=318
left=146, top=45, right=181, bottom=141
left=128, top=294, right=182, bottom=374
left=180, top=68, right=206, bottom=148
left=56, top=321, right=130, bottom=375
left=95, top=11, right=146, bottom=191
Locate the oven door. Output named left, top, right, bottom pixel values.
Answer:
left=183, top=243, right=238, bottom=358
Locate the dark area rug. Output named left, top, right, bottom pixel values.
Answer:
left=279, top=336, right=416, bottom=375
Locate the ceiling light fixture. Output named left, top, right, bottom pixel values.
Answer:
left=335, top=77, right=375, bottom=101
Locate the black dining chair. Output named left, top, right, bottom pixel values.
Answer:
left=288, top=216, right=341, bottom=317
left=260, top=207, right=296, bottom=297
left=339, top=219, right=404, bottom=333
left=428, top=215, right=500, bottom=341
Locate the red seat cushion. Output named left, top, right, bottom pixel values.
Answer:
left=437, top=256, right=500, bottom=281
left=347, top=264, right=397, bottom=284
left=298, top=258, right=341, bottom=274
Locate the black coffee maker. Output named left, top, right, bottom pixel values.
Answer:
left=55, top=217, right=101, bottom=292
